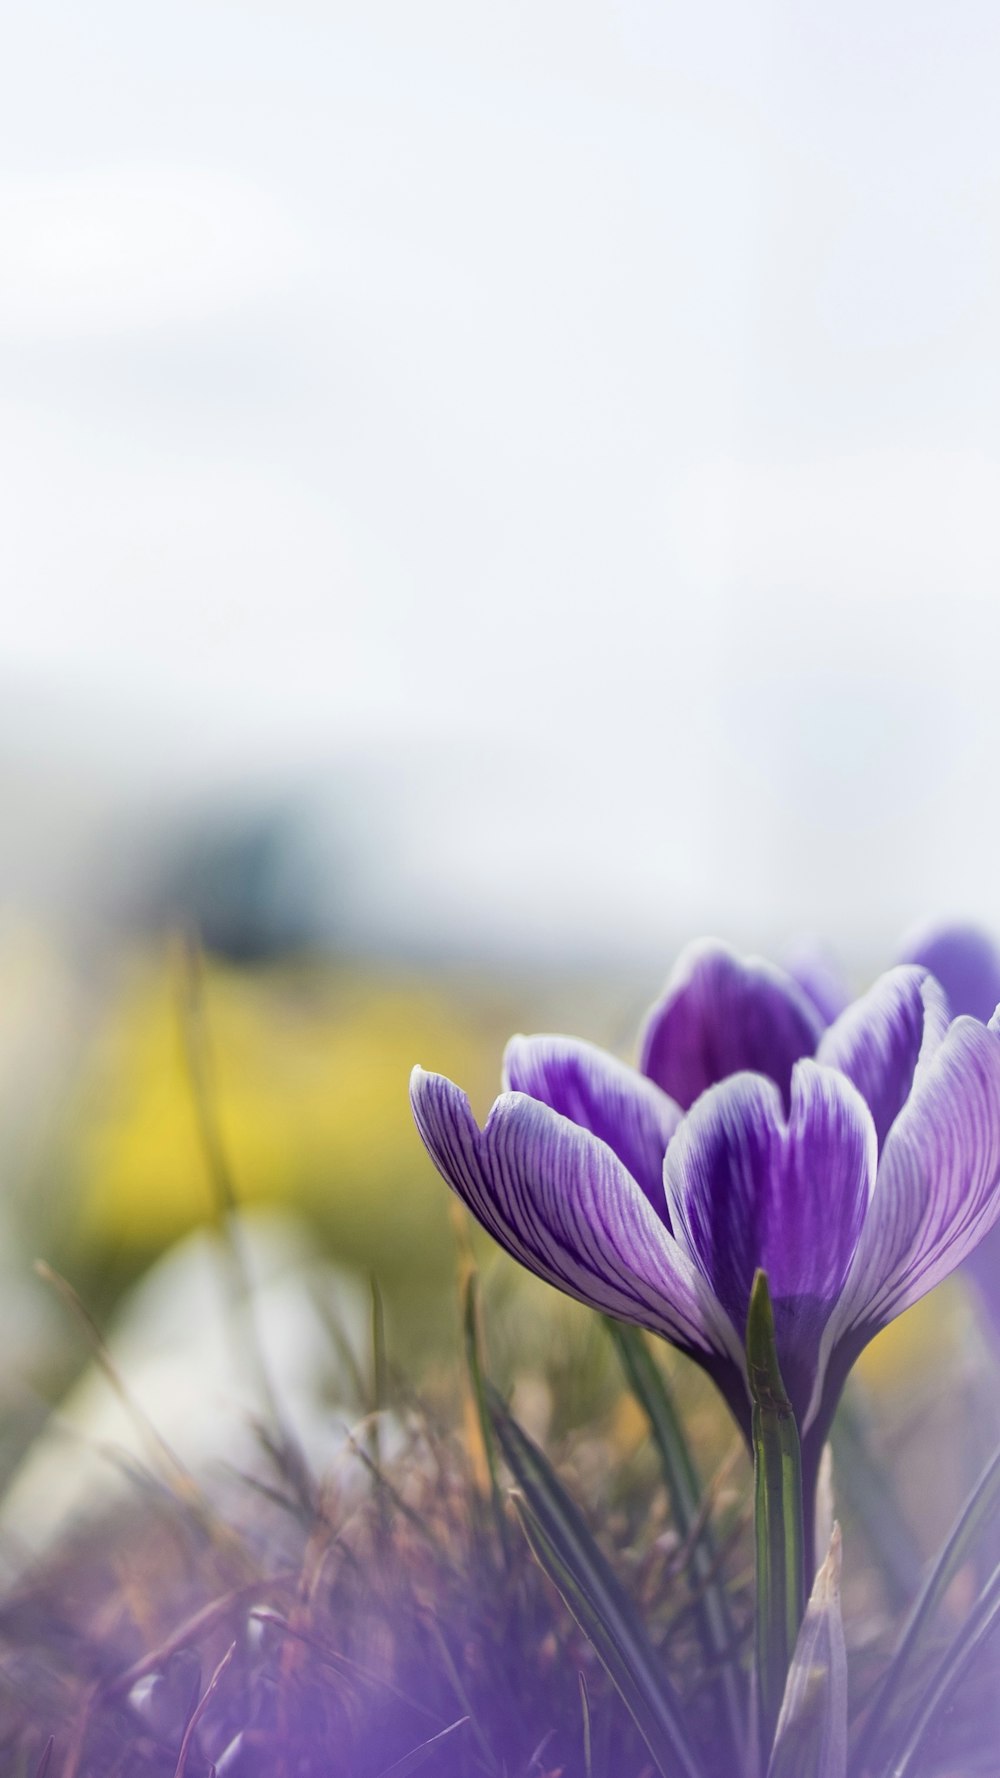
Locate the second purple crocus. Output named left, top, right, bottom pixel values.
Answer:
left=792, top=920, right=1000, bottom=1338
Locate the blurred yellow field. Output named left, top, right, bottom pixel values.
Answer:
left=50, top=942, right=971, bottom=1413
left=66, top=952, right=502, bottom=1277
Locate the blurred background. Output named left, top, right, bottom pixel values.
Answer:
left=1, top=2, right=999, bottom=1526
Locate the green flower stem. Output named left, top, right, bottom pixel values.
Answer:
left=746, top=1270, right=807, bottom=1764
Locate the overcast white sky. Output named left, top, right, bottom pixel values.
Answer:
left=3, top=2, right=1000, bottom=960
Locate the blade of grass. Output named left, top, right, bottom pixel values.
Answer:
left=605, top=1318, right=744, bottom=1756
left=423, top=1614, right=502, bottom=1777
left=578, top=1671, right=593, bottom=1778
left=450, top=1201, right=492, bottom=1505
left=174, top=1642, right=235, bottom=1778
left=174, top=939, right=312, bottom=1509
left=371, top=1716, right=468, bottom=1777
left=250, top=1610, right=444, bottom=1725
left=33, top=1262, right=195, bottom=1499
left=856, top=1438, right=1000, bottom=1771
left=462, top=1273, right=512, bottom=1558
left=604, top=1321, right=704, bottom=1531
left=489, top=1385, right=705, bottom=1778
left=830, top=1381, right=922, bottom=1613
left=746, top=1271, right=806, bottom=1765
left=872, top=1557, right=1000, bottom=1778
left=369, top=1274, right=388, bottom=1492
left=101, top=1578, right=293, bottom=1703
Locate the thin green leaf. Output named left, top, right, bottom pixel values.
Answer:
left=488, top=1385, right=705, bottom=1778
left=424, top=1617, right=501, bottom=1776
left=855, top=1438, right=1000, bottom=1769
left=373, top=1717, right=469, bottom=1778
left=604, top=1319, right=705, bottom=1536
left=370, top=1274, right=388, bottom=1414
left=746, top=1270, right=806, bottom=1763
left=369, top=1274, right=389, bottom=1530
left=768, top=1524, right=847, bottom=1778
left=605, top=1318, right=744, bottom=1758
left=578, top=1670, right=593, bottom=1778
left=176, top=943, right=302, bottom=1476
left=830, top=1381, right=923, bottom=1613
left=872, top=1557, right=1000, bottom=1778
left=462, top=1273, right=511, bottom=1557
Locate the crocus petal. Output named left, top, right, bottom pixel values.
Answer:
left=502, top=1034, right=682, bottom=1216
left=898, top=921, right=1000, bottom=1024
left=829, top=1017, right=1000, bottom=1342
left=639, top=940, right=824, bottom=1111
left=816, top=966, right=949, bottom=1150
left=410, top=1067, right=716, bottom=1355
left=664, top=1061, right=876, bottom=1417
left=966, top=1013, right=1000, bottom=1336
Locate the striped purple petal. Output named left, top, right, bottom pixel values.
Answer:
left=664, top=1062, right=876, bottom=1418
left=827, top=1017, right=1000, bottom=1346
left=410, top=1067, right=717, bottom=1356
left=816, top=966, right=949, bottom=1151
left=898, top=922, right=1000, bottom=1024
left=639, top=941, right=824, bottom=1112
left=502, top=1034, right=682, bottom=1217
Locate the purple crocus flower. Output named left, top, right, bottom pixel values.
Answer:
left=411, top=942, right=1000, bottom=1479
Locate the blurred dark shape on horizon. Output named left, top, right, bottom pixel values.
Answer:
left=117, top=801, right=342, bottom=963
left=0, top=678, right=681, bottom=975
